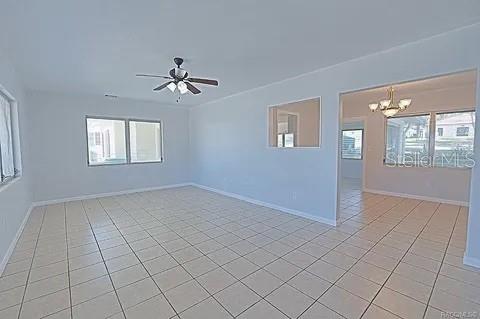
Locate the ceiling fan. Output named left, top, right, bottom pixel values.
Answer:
left=136, top=57, right=218, bottom=96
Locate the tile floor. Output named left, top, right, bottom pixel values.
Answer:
left=0, top=185, right=479, bottom=318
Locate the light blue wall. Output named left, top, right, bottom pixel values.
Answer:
left=0, top=49, right=34, bottom=267
left=190, top=24, right=480, bottom=236
left=28, top=91, right=191, bottom=202
left=190, top=92, right=338, bottom=224
left=466, top=73, right=480, bottom=265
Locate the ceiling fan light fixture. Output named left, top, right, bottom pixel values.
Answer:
left=177, top=81, right=188, bottom=94
left=138, top=57, right=218, bottom=99
left=175, top=68, right=187, bottom=79
left=167, top=82, right=177, bottom=92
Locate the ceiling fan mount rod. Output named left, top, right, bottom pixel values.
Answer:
left=173, top=57, right=184, bottom=67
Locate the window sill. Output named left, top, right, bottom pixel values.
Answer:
left=88, top=160, right=164, bottom=167
left=0, top=175, right=22, bottom=193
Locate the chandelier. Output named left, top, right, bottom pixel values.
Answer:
left=368, top=86, right=412, bottom=117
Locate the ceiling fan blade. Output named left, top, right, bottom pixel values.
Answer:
left=153, top=81, right=172, bottom=91
left=187, top=78, right=218, bottom=86
left=136, top=74, right=171, bottom=79
left=185, top=82, right=201, bottom=94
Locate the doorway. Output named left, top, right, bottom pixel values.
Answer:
left=337, top=70, right=477, bottom=224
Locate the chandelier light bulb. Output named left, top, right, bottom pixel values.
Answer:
left=382, top=108, right=400, bottom=117
left=368, top=103, right=379, bottom=111
left=398, top=99, right=412, bottom=109
left=380, top=99, right=391, bottom=108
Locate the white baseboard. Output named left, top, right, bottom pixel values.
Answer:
left=363, top=188, right=469, bottom=207
left=463, top=254, right=480, bottom=269
left=0, top=204, right=34, bottom=277
left=32, top=183, right=192, bottom=206
left=191, top=183, right=337, bottom=226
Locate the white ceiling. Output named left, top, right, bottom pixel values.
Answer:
left=2, top=0, right=480, bottom=106
left=343, top=70, right=477, bottom=101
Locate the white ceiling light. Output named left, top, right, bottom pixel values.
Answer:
left=177, top=81, right=188, bottom=94
left=167, top=82, right=177, bottom=92
left=368, top=87, right=412, bottom=117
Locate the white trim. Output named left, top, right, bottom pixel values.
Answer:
left=0, top=176, right=22, bottom=194
left=463, top=254, right=480, bottom=269
left=32, top=183, right=192, bottom=206
left=0, top=204, right=34, bottom=277
left=191, top=183, right=337, bottom=226
left=364, top=188, right=469, bottom=206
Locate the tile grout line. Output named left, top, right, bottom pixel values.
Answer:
left=337, top=195, right=391, bottom=225
left=421, top=205, right=462, bottom=318
left=23, top=200, right=458, bottom=318
left=102, top=195, right=254, bottom=318
left=231, top=196, right=412, bottom=318
left=95, top=197, right=182, bottom=318
left=101, top=192, right=334, bottom=318
left=358, top=201, right=443, bottom=318
left=16, top=207, right=47, bottom=319
left=293, top=197, right=421, bottom=319
left=64, top=202, right=74, bottom=319
left=8, top=187, right=474, bottom=319
left=80, top=200, right=128, bottom=319
left=9, top=192, right=384, bottom=319
left=132, top=190, right=416, bottom=319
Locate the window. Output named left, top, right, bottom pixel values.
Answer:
left=385, top=110, right=475, bottom=168
left=434, top=111, right=475, bottom=168
left=385, top=114, right=430, bottom=166
left=456, top=127, right=469, bottom=137
left=342, top=129, right=363, bottom=160
left=276, top=112, right=298, bottom=148
left=0, top=91, right=19, bottom=184
left=129, top=121, right=162, bottom=163
left=269, top=97, right=321, bottom=148
left=277, top=133, right=295, bottom=148
left=86, top=117, right=163, bottom=166
left=86, top=118, right=127, bottom=165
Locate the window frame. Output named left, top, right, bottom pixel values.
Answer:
left=383, top=109, right=475, bottom=169
left=128, top=119, right=164, bottom=164
left=267, top=96, right=322, bottom=149
left=455, top=126, right=469, bottom=137
left=341, top=129, right=364, bottom=160
left=85, top=116, right=164, bottom=167
left=0, top=88, right=21, bottom=187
